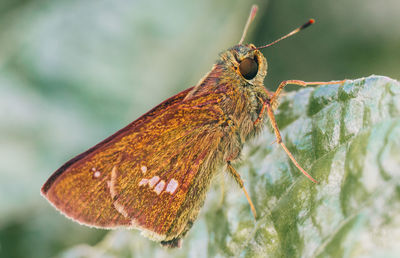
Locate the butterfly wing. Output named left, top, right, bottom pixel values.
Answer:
left=41, top=86, right=227, bottom=240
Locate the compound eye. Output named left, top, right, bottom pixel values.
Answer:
left=238, top=57, right=258, bottom=80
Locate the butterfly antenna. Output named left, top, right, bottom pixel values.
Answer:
left=238, top=5, right=258, bottom=45
left=256, top=19, right=315, bottom=50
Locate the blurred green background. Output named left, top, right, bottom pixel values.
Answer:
left=0, top=0, right=399, bottom=257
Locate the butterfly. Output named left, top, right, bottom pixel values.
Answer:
left=41, top=5, right=345, bottom=248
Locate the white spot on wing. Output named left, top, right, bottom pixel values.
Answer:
left=139, top=178, right=149, bottom=186
left=94, top=171, right=101, bottom=178
left=166, top=179, right=178, bottom=194
left=92, top=167, right=96, bottom=172
left=106, top=166, right=130, bottom=219
left=141, top=166, right=147, bottom=174
left=109, top=166, right=118, bottom=199
left=114, top=202, right=129, bottom=218
left=154, top=180, right=165, bottom=195
left=148, top=176, right=160, bottom=188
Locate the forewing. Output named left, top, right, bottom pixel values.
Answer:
left=41, top=87, right=225, bottom=238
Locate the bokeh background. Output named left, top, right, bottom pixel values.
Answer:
left=0, top=0, right=399, bottom=257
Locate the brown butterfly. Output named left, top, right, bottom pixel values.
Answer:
left=41, top=5, right=345, bottom=248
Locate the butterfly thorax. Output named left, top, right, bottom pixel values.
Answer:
left=186, top=44, right=270, bottom=160
left=220, top=44, right=270, bottom=134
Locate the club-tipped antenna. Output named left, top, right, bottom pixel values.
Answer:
left=256, top=19, right=315, bottom=50
left=238, top=5, right=258, bottom=45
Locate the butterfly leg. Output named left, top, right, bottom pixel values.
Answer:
left=270, top=79, right=346, bottom=106
left=253, top=96, right=267, bottom=126
left=227, top=161, right=257, bottom=219
left=264, top=101, right=318, bottom=183
left=262, top=79, right=346, bottom=182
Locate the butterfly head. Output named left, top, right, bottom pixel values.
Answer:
left=219, top=44, right=267, bottom=86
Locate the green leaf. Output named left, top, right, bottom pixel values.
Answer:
left=59, top=75, right=400, bottom=257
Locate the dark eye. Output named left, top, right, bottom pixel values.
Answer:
left=238, top=57, right=258, bottom=80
